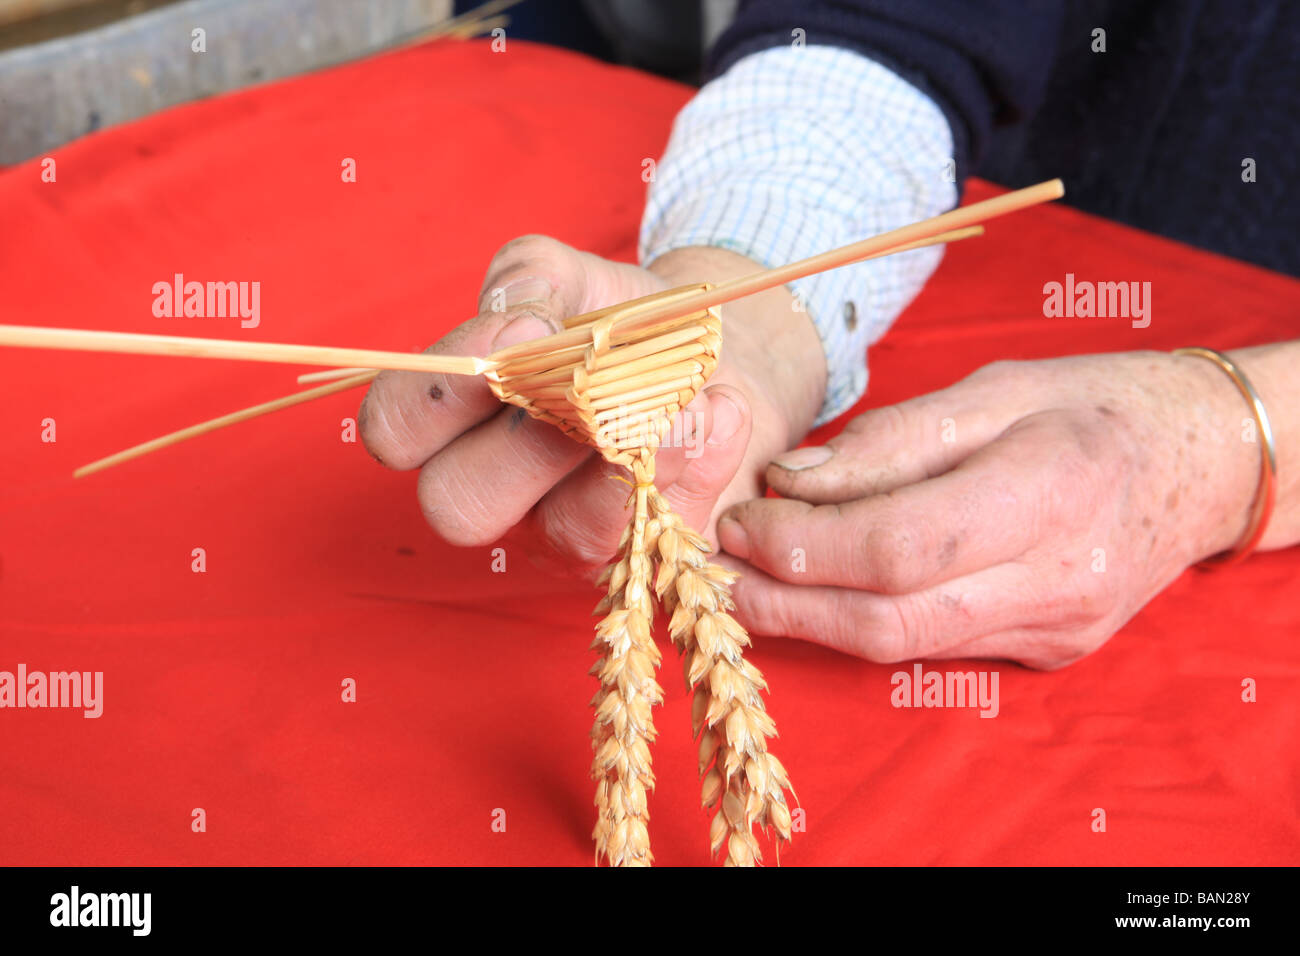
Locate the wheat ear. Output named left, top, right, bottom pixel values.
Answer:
left=647, top=487, right=794, bottom=866
left=589, top=454, right=663, bottom=866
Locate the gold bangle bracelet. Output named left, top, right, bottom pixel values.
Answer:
left=1173, top=347, right=1278, bottom=566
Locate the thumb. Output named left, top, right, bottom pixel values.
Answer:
left=659, top=384, right=753, bottom=543
left=477, top=234, right=662, bottom=336
left=765, top=366, right=1034, bottom=504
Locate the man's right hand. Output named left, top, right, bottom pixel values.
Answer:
left=358, top=235, right=827, bottom=575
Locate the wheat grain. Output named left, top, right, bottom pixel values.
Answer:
left=646, top=488, right=795, bottom=866
left=588, top=454, right=663, bottom=866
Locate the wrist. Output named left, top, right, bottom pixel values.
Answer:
left=1169, top=351, right=1265, bottom=561
left=646, top=247, right=827, bottom=443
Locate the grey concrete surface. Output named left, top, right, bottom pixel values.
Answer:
left=0, top=0, right=453, bottom=164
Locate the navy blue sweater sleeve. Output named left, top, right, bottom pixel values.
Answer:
left=708, top=0, right=1065, bottom=181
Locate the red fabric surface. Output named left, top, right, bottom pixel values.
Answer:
left=1, top=39, right=1297, bottom=866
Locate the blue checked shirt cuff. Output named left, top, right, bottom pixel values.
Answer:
left=639, top=44, right=957, bottom=426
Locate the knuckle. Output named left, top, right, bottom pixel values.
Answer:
left=486, top=234, right=565, bottom=282
left=963, top=358, right=1036, bottom=394
left=479, top=235, right=574, bottom=317
left=842, top=401, right=907, bottom=442
left=498, top=233, right=555, bottom=258
left=1046, top=425, right=1110, bottom=513
left=1042, top=565, right=1115, bottom=630
left=858, top=513, right=930, bottom=593
left=968, top=358, right=1021, bottom=381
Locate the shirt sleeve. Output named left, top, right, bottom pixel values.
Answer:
left=639, top=43, right=957, bottom=425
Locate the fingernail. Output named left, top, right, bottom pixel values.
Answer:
left=707, top=392, right=743, bottom=446
left=491, top=311, right=555, bottom=350
left=489, top=276, right=553, bottom=313
left=717, top=515, right=750, bottom=559
left=771, top=445, right=833, bottom=471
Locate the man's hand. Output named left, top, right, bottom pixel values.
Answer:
left=716, top=352, right=1266, bottom=669
left=358, top=235, right=826, bottom=574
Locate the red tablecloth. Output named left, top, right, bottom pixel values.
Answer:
left=1, top=39, right=1297, bottom=866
